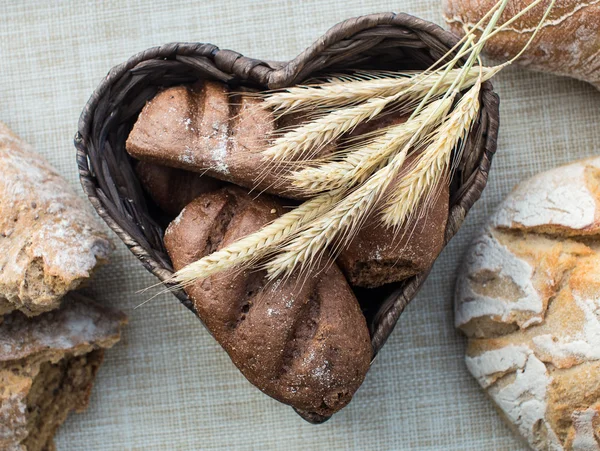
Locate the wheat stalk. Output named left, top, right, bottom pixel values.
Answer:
left=287, top=97, right=454, bottom=195
left=170, top=190, right=342, bottom=286
left=381, top=78, right=482, bottom=229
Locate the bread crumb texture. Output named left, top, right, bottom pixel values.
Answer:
left=0, top=122, right=112, bottom=317
left=0, top=294, right=125, bottom=451
left=456, top=157, right=600, bottom=450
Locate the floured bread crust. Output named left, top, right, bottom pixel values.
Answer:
left=0, top=293, right=126, bottom=451
left=443, top=0, right=600, bottom=89
left=0, top=122, right=113, bottom=316
left=493, top=157, right=600, bottom=235
left=456, top=157, right=600, bottom=450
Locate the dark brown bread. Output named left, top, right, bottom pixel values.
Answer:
left=126, top=82, right=282, bottom=196
left=164, top=186, right=372, bottom=417
left=338, top=155, right=450, bottom=287
left=135, top=161, right=224, bottom=216
left=126, top=80, right=409, bottom=200
left=136, top=158, right=448, bottom=288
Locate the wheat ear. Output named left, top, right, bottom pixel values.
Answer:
left=287, top=97, right=453, bottom=195
left=381, top=79, right=482, bottom=229
left=261, top=67, right=488, bottom=163
left=262, top=68, right=482, bottom=115
left=262, top=96, right=397, bottom=163
left=170, top=190, right=342, bottom=285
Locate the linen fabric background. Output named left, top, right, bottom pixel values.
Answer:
left=1, top=1, right=599, bottom=450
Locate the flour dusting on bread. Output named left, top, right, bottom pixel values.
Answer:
left=0, top=122, right=112, bottom=317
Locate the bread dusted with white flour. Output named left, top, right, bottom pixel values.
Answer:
left=443, top=0, right=600, bottom=89
left=0, top=122, right=112, bottom=317
left=456, top=156, right=600, bottom=450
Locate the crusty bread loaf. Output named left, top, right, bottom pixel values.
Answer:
left=0, top=122, right=112, bottom=317
left=0, top=293, right=125, bottom=451
left=456, top=157, right=600, bottom=450
left=164, top=186, right=372, bottom=418
left=338, top=153, right=449, bottom=288
left=443, top=0, right=600, bottom=89
left=126, top=82, right=282, bottom=196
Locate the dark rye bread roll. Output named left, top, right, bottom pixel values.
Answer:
left=338, top=152, right=449, bottom=288
left=126, top=81, right=282, bottom=196
left=163, top=186, right=372, bottom=418
left=126, top=80, right=407, bottom=201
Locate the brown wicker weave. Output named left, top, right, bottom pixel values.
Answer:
left=75, top=12, right=499, bottom=423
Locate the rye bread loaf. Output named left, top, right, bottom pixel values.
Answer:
left=126, top=80, right=408, bottom=200
left=0, top=293, right=125, bottom=451
left=455, top=157, right=600, bottom=450
left=126, top=81, right=282, bottom=196
left=338, top=153, right=449, bottom=287
left=163, top=186, right=372, bottom=418
left=443, top=0, right=600, bottom=89
left=0, top=122, right=112, bottom=317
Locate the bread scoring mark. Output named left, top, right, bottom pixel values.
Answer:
left=532, top=291, right=600, bottom=366
left=466, top=344, right=529, bottom=388
left=455, top=229, right=543, bottom=329
left=279, top=290, right=321, bottom=378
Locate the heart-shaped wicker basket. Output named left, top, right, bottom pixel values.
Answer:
left=75, top=12, right=499, bottom=423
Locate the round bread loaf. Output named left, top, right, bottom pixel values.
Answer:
left=443, top=0, right=600, bottom=89
left=456, top=157, right=600, bottom=450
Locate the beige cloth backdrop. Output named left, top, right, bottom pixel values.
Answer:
left=1, top=1, right=599, bottom=450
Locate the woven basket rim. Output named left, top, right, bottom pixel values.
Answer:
left=75, top=12, right=499, bottom=423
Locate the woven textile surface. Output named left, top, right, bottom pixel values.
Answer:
left=1, top=1, right=599, bottom=450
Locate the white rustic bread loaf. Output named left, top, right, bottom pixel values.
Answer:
left=456, top=156, right=600, bottom=450
left=0, top=122, right=112, bottom=317
left=443, top=0, right=600, bottom=89
left=0, top=293, right=126, bottom=451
